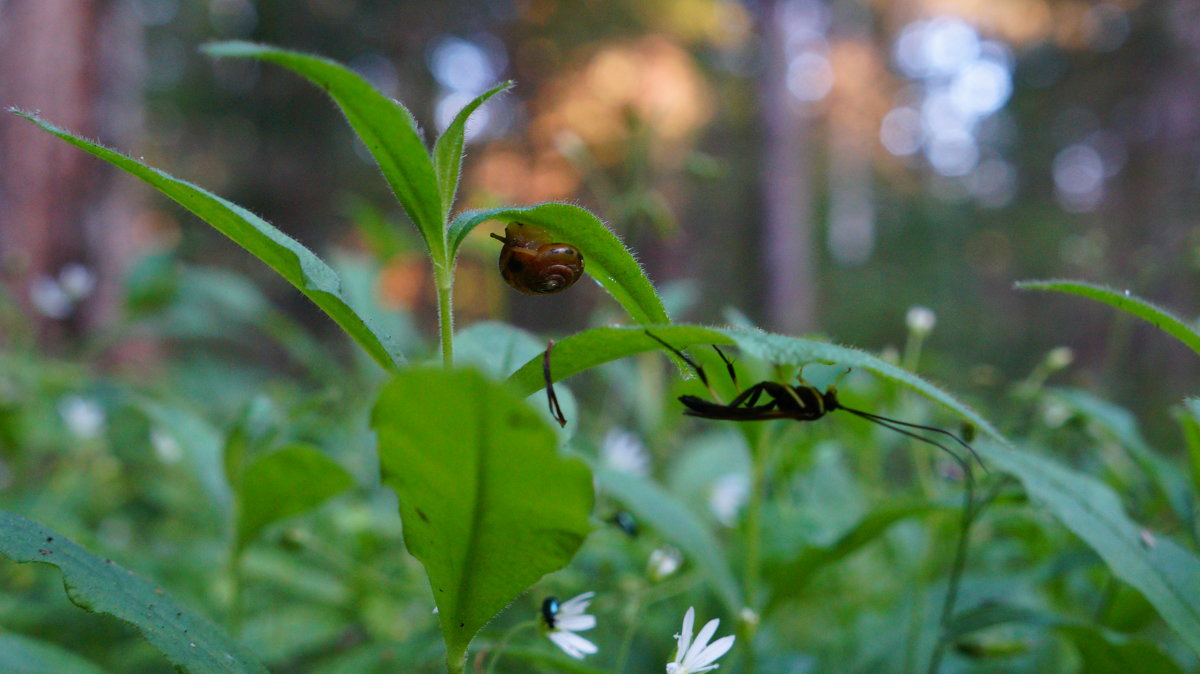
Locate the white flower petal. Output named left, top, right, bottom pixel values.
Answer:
left=675, top=607, right=696, bottom=660
left=692, top=634, right=736, bottom=670
left=683, top=618, right=720, bottom=667
left=549, top=630, right=598, bottom=659
left=555, top=614, right=596, bottom=632
left=559, top=591, right=595, bottom=615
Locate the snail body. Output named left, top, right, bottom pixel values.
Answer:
left=490, top=222, right=584, bottom=295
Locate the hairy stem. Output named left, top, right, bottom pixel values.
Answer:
left=435, top=265, right=454, bottom=368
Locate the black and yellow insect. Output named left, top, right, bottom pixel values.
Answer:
left=644, top=331, right=984, bottom=470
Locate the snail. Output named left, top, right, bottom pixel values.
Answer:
left=490, top=222, right=584, bottom=295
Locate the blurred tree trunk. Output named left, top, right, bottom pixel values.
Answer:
left=0, top=0, right=144, bottom=355
left=759, top=0, right=817, bottom=335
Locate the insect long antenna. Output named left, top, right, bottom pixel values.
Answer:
left=841, top=406, right=987, bottom=473
left=543, top=340, right=567, bottom=427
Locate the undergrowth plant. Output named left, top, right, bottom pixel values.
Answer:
left=3, top=43, right=1200, bottom=674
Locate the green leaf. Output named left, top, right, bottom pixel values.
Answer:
left=11, top=110, right=404, bottom=372
left=595, top=466, right=744, bottom=614
left=1174, top=399, right=1200, bottom=500
left=136, top=398, right=232, bottom=512
left=508, top=324, right=1003, bottom=442
left=977, top=442, right=1200, bottom=655
left=449, top=204, right=670, bottom=326
left=0, top=511, right=267, bottom=674
left=942, top=602, right=1054, bottom=641
left=371, top=368, right=593, bottom=669
left=1058, top=624, right=1186, bottom=674
left=203, top=42, right=445, bottom=258
left=234, top=444, right=355, bottom=550
left=1051, top=388, right=1189, bottom=519
left=0, top=632, right=107, bottom=674
left=763, top=501, right=950, bottom=614
left=1017, top=280, right=1200, bottom=357
left=432, top=82, right=513, bottom=219
left=453, top=321, right=545, bottom=378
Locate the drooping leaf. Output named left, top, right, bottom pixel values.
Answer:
left=234, top=444, right=355, bottom=550
left=202, top=42, right=445, bottom=258
left=371, top=368, right=593, bottom=670
left=449, top=204, right=670, bottom=326
left=1050, top=388, right=1189, bottom=519
left=508, top=324, right=1003, bottom=442
left=136, top=398, right=232, bottom=513
left=594, top=466, right=743, bottom=614
left=941, top=601, right=1055, bottom=642
left=1017, top=280, right=1200, bottom=357
left=0, top=511, right=266, bottom=674
left=763, top=501, right=951, bottom=613
left=977, top=442, right=1200, bottom=655
left=11, top=110, right=404, bottom=372
left=432, top=82, right=513, bottom=219
left=0, top=632, right=107, bottom=674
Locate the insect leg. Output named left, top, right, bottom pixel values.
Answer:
left=711, top=345, right=738, bottom=390
left=644, top=330, right=712, bottom=390
left=727, top=381, right=774, bottom=409
left=543, top=339, right=568, bottom=427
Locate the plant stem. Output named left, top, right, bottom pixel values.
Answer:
left=614, top=591, right=644, bottom=672
left=926, top=465, right=976, bottom=674
left=484, top=622, right=535, bottom=674
left=739, top=431, right=770, bottom=672
left=435, top=265, right=454, bottom=368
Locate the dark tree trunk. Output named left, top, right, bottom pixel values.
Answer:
left=0, top=0, right=145, bottom=354
left=759, top=0, right=818, bottom=335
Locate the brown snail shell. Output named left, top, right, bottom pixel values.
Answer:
left=490, top=222, right=584, bottom=295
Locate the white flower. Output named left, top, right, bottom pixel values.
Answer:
left=906, top=306, right=937, bottom=336
left=708, top=473, right=749, bottom=527
left=58, top=263, right=96, bottom=300
left=1045, top=346, right=1074, bottom=371
left=648, top=546, right=683, bottom=581
left=543, top=592, right=599, bottom=660
left=667, top=607, right=735, bottom=673
left=58, top=395, right=105, bottom=440
left=601, top=428, right=650, bottom=477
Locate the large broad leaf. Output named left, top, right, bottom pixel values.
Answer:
left=11, top=110, right=404, bottom=372
left=0, top=511, right=266, bottom=673
left=203, top=42, right=445, bottom=258
left=449, top=204, right=670, bottom=326
left=1017, top=280, right=1200, bottom=357
left=234, top=444, right=355, bottom=551
left=977, top=442, right=1200, bottom=655
left=0, top=632, right=107, bottom=674
left=371, top=368, right=593, bottom=671
left=432, top=82, right=513, bottom=219
left=508, top=324, right=1002, bottom=441
left=594, top=466, right=743, bottom=614
left=763, top=501, right=950, bottom=614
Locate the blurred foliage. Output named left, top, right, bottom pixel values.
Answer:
left=6, top=0, right=1200, bottom=672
